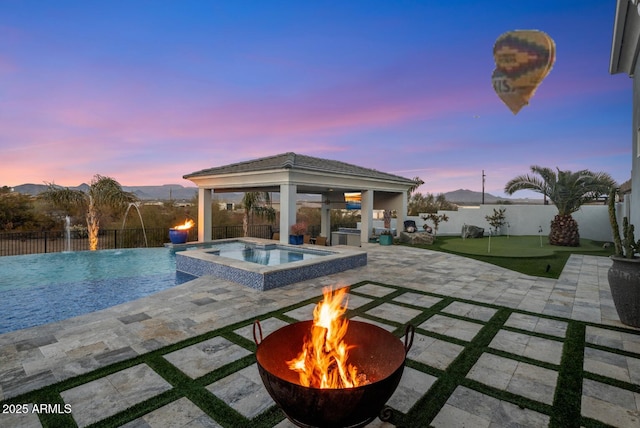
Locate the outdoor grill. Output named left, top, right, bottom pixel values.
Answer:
left=254, top=319, right=414, bottom=428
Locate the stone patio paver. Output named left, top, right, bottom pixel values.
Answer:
left=60, top=364, right=172, bottom=427
left=489, top=330, right=564, bottom=365
left=418, top=314, right=483, bottom=342
left=163, top=336, right=251, bottom=379
left=206, top=364, right=274, bottom=419
left=441, top=301, right=498, bottom=322
left=120, top=397, right=222, bottom=428
left=406, top=333, right=465, bottom=370
left=431, top=386, right=551, bottom=428
left=365, top=303, right=422, bottom=325
left=582, top=379, right=640, bottom=427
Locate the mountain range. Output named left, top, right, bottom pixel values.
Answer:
left=12, top=183, right=199, bottom=201
left=11, top=184, right=542, bottom=204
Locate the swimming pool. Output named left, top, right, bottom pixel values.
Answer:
left=0, top=248, right=194, bottom=334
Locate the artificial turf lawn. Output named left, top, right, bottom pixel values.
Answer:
left=3, top=281, right=639, bottom=428
left=409, top=235, right=615, bottom=279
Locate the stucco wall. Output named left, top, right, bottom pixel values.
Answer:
left=632, top=58, right=640, bottom=232
left=362, top=204, right=616, bottom=242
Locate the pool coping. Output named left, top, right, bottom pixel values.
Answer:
left=174, top=238, right=368, bottom=291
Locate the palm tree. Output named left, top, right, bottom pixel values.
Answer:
left=407, top=176, right=424, bottom=201
left=40, top=175, right=138, bottom=250
left=504, top=166, right=616, bottom=246
left=241, top=192, right=276, bottom=237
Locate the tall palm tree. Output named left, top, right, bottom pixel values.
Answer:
left=241, top=192, right=276, bottom=237
left=40, top=175, right=138, bottom=250
left=504, top=166, right=616, bottom=246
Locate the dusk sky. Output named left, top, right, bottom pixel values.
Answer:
left=0, top=1, right=632, bottom=198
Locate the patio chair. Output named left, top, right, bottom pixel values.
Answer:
left=272, top=232, right=280, bottom=240
left=315, top=236, right=327, bottom=246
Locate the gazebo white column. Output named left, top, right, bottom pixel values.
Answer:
left=360, top=189, right=374, bottom=244
left=279, top=183, right=297, bottom=244
left=198, top=188, right=212, bottom=242
left=392, top=191, right=407, bottom=237
left=320, top=193, right=331, bottom=241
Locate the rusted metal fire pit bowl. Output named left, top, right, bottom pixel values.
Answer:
left=254, top=320, right=414, bottom=428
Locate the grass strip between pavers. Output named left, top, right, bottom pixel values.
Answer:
left=2, top=280, right=640, bottom=428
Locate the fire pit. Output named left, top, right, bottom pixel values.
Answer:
left=169, top=219, right=194, bottom=244
left=254, top=290, right=414, bottom=428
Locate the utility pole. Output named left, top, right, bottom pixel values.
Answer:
left=482, top=170, right=486, bottom=204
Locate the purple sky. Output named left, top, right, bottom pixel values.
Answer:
left=0, top=1, right=632, bottom=198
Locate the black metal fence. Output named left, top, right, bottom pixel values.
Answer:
left=0, top=222, right=361, bottom=257
left=0, top=224, right=275, bottom=257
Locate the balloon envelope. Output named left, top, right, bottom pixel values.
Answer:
left=492, top=30, right=555, bottom=114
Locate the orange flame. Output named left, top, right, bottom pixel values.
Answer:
left=287, top=286, right=368, bottom=389
left=173, top=219, right=195, bottom=230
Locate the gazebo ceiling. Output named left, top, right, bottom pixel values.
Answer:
left=183, top=152, right=416, bottom=194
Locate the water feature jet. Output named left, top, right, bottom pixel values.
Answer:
left=121, top=203, right=148, bottom=248
left=64, top=216, right=71, bottom=252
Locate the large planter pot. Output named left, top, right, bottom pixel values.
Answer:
left=169, top=228, right=188, bottom=244
left=379, top=234, right=393, bottom=246
left=608, top=256, right=640, bottom=328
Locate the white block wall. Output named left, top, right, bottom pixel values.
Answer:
left=361, top=204, right=616, bottom=242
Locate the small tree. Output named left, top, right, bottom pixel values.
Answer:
left=485, top=208, right=507, bottom=235
left=421, top=213, right=449, bottom=239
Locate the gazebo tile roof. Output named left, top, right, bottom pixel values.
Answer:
left=183, top=152, right=415, bottom=184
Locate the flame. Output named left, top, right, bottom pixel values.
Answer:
left=173, top=219, right=194, bottom=230
left=287, top=286, right=368, bottom=389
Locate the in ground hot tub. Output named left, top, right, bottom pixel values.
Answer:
left=175, top=238, right=367, bottom=290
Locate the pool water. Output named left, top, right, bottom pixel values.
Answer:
left=0, top=248, right=194, bottom=334
left=207, top=241, right=328, bottom=266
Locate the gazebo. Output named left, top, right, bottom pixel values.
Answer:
left=183, top=152, right=417, bottom=245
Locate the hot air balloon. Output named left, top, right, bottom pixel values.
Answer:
left=492, top=30, right=555, bottom=114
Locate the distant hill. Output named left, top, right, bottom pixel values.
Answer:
left=442, top=189, right=543, bottom=205
left=13, top=183, right=198, bottom=201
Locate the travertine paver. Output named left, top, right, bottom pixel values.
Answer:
left=582, top=379, right=640, bottom=427
left=418, top=314, right=483, bottom=342
left=206, top=364, right=274, bottom=419
left=163, top=336, right=251, bottom=379
left=354, top=283, right=397, bottom=297
left=583, top=347, right=640, bottom=386
left=467, top=353, right=518, bottom=389
left=504, top=313, right=568, bottom=338
left=345, top=293, right=374, bottom=309
left=406, top=333, right=464, bottom=370
left=60, top=364, right=172, bottom=427
left=585, top=325, right=640, bottom=353
left=365, top=303, right=422, bottom=324
left=507, top=361, right=558, bottom=405
left=0, top=404, right=43, bottom=428
left=489, top=330, right=564, bottom=365
left=386, top=366, right=438, bottom=413
left=431, top=386, right=551, bottom=428
left=392, top=292, right=442, bottom=308
left=120, top=397, right=222, bottom=428
left=468, top=353, right=558, bottom=405
left=441, top=301, right=498, bottom=322
left=283, top=303, right=316, bottom=321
